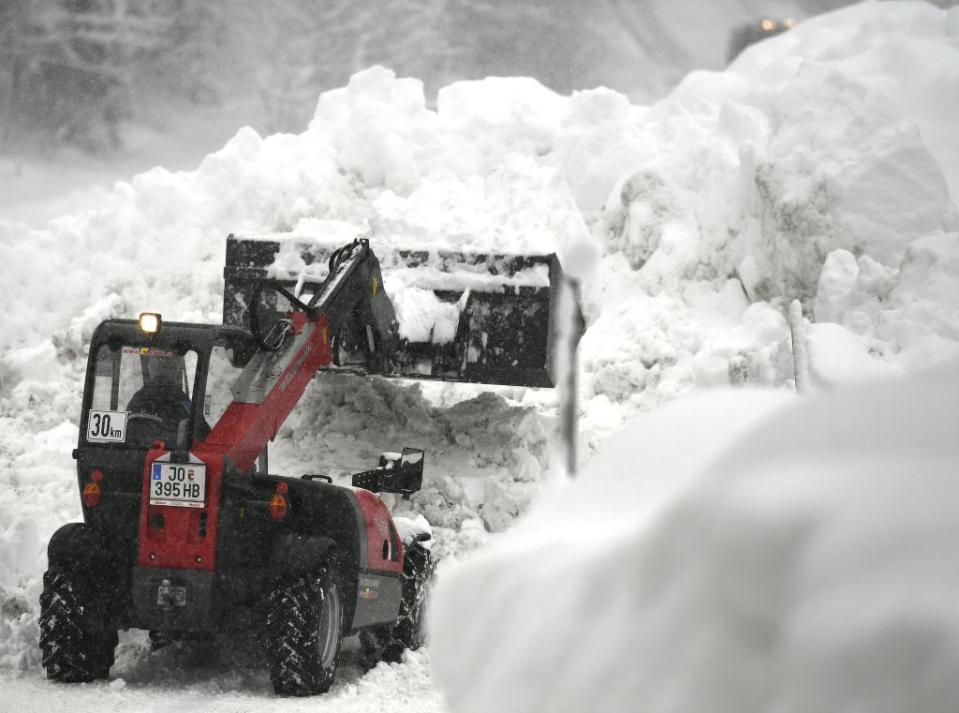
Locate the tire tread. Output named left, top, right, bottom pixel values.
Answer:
left=265, top=563, right=341, bottom=696
left=39, top=570, right=116, bottom=682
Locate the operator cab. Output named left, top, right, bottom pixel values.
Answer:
left=104, top=346, right=196, bottom=448
left=81, top=314, right=256, bottom=452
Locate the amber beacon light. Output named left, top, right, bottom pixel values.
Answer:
left=138, top=312, right=162, bottom=334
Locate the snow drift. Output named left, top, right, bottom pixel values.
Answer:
left=0, top=1, right=957, bottom=710
left=431, top=370, right=959, bottom=713
left=428, top=3, right=959, bottom=712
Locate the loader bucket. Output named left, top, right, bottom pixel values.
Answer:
left=222, top=234, right=583, bottom=388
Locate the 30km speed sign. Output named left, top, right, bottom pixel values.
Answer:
left=150, top=462, right=207, bottom=508
left=86, top=409, right=128, bottom=443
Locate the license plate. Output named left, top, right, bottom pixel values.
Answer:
left=150, top=462, right=206, bottom=508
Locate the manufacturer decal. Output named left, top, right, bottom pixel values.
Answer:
left=279, top=342, right=313, bottom=392
left=358, top=575, right=381, bottom=600
left=123, top=346, right=175, bottom=357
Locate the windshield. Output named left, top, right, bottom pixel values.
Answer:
left=87, top=344, right=199, bottom=449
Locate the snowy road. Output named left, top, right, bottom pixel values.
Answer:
left=0, top=634, right=445, bottom=713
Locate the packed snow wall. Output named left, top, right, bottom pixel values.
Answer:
left=0, top=0, right=957, bottom=699
left=427, top=3, right=959, bottom=713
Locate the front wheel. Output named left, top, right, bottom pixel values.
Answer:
left=360, top=541, right=435, bottom=667
left=39, top=569, right=117, bottom=682
left=265, top=561, right=344, bottom=696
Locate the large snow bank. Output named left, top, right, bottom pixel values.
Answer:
left=0, top=0, right=957, bottom=700
left=426, top=4, right=959, bottom=709
left=577, top=0, right=959, bottom=442
left=731, top=0, right=959, bottom=203
left=431, top=369, right=959, bottom=713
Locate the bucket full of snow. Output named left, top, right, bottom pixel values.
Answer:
left=223, top=233, right=582, bottom=388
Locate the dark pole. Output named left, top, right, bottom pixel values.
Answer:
left=559, top=277, right=580, bottom=477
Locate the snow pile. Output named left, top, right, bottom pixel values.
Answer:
left=583, top=0, right=958, bottom=408
left=809, top=233, right=959, bottom=383
left=431, top=370, right=959, bottom=713
left=566, top=1, right=959, bottom=450
left=427, top=4, right=959, bottom=712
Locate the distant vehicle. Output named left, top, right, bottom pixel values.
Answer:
left=727, top=17, right=796, bottom=63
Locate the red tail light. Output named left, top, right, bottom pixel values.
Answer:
left=268, top=480, right=290, bottom=520
left=82, top=482, right=102, bottom=508
left=270, top=490, right=289, bottom=521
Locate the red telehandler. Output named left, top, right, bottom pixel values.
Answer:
left=40, top=236, right=578, bottom=695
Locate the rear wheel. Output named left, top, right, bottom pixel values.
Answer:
left=265, top=562, right=343, bottom=696
left=39, top=569, right=117, bottom=682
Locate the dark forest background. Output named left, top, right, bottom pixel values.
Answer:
left=1, top=0, right=954, bottom=156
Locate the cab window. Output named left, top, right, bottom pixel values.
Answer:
left=87, top=344, right=198, bottom=449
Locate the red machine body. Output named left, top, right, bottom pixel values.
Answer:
left=41, top=235, right=564, bottom=694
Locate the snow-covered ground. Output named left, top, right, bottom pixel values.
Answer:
left=2, top=1, right=959, bottom=711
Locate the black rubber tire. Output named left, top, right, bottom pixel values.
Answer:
left=359, top=625, right=405, bottom=667
left=360, top=543, right=434, bottom=667
left=39, top=569, right=117, bottom=683
left=265, top=562, right=344, bottom=696
left=394, top=542, right=433, bottom=651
